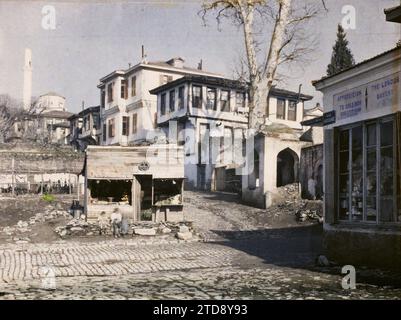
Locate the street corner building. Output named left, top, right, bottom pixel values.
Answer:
left=83, top=144, right=185, bottom=223
left=312, top=6, right=401, bottom=269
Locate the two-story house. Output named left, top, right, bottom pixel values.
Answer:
left=150, top=75, right=314, bottom=198
left=150, top=75, right=249, bottom=192
left=97, top=57, right=223, bottom=146
left=69, top=105, right=101, bottom=151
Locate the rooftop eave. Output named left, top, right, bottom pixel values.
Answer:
left=312, top=47, right=401, bottom=90
left=99, top=70, right=125, bottom=83
left=385, top=6, right=401, bottom=23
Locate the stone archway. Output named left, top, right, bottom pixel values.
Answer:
left=276, top=148, right=299, bottom=187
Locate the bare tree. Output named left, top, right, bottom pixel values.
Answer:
left=0, top=94, right=23, bottom=141
left=0, top=94, right=42, bottom=142
left=200, top=0, right=327, bottom=130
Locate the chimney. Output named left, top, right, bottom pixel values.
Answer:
left=141, top=45, right=147, bottom=64
left=167, top=57, right=185, bottom=68
left=82, top=101, right=85, bottom=111
left=197, top=59, right=203, bottom=70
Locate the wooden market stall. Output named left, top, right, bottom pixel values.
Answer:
left=84, top=145, right=185, bottom=222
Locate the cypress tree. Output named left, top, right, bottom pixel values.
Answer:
left=327, top=24, right=355, bottom=76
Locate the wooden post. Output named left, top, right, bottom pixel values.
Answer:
left=69, top=174, right=72, bottom=195
left=77, top=175, right=80, bottom=202
left=40, top=173, right=43, bottom=195
left=165, top=208, right=169, bottom=222
left=11, top=157, right=15, bottom=197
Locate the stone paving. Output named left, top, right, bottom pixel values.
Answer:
left=1, top=191, right=401, bottom=299
left=1, top=263, right=401, bottom=300
left=0, top=239, right=401, bottom=299
left=0, top=241, right=236, bottom=283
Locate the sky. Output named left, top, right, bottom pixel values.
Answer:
left=0, top=0, right=400, bottom=113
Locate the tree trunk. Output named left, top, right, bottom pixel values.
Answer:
left=249, top=0, right=292, bottom=130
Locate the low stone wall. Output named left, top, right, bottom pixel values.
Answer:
left=0, top=142, right=84, bottom=175
left=0, top=142, right=85, bottom=194
left=323, top=224, right=401, bottom=270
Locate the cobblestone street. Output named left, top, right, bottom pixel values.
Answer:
left=1, top=240, right=401, bottom=300
left=0, top=191, right=401, bottom=299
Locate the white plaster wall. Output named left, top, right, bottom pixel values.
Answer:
left=267, top=96, right=304, bottom=129
left=101, top=68, right=187, bottom=145
left=315, top=52, right=401, bottom=128
left=241, top=135, right=311, bottom=208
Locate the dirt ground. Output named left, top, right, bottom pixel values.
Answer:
left=0, top=195, right=74, bottom=244
left=0, top=186, right=323, bottom=244
left=184, top=187, right=322, bottom=241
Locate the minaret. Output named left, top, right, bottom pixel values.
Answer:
left=23, top=48, right=32, bottom=110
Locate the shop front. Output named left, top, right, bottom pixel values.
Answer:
left=313, top=47, right=401, bottom=269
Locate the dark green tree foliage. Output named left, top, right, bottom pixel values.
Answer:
left=327, top=24, right=355, bottom=76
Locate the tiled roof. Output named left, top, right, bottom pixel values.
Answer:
left=150, top=74, right=313, bottom=100
left=99, top=58, right=223, bottom=84
left=145, top=61, right=223, bottom=77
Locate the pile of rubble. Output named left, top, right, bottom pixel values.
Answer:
left=54, top=219, right=92, bottom=237
left=296, top=209, right=323, bottom=223
left=269, top=184, right=323, bottom=224
left=295, top=199, right=323, bottom=223
left=1, top=207, right=71, bottom=242
left=54, top=218, right=196, bottom=240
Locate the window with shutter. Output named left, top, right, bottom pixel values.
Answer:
left=161, top=93, right=167, bottom=115
left=132, top=114, right=138, bottom=134
left=178, top=86, right=185, bottom=109
left=122, top=116, right=129, bottom=136
left=221, top=90, right=230, bottom=112
left=131, top=76, right=136, bottom=97
left=121, top=80, right=127, bottom=99
left=192, top=86, right=202, bottom=109
left=235, top=92, right=245, bottom=111
left=108, top=118, right=115, bottom=138
left=206, top=87, right=217, bottom=110
left=276, top=98, right=285, bottom=119
left=169, top=90, right=175, bottom=112
left=288, top=101, right=297, bottom=121
left=107, top=83, right=114, bottom=103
